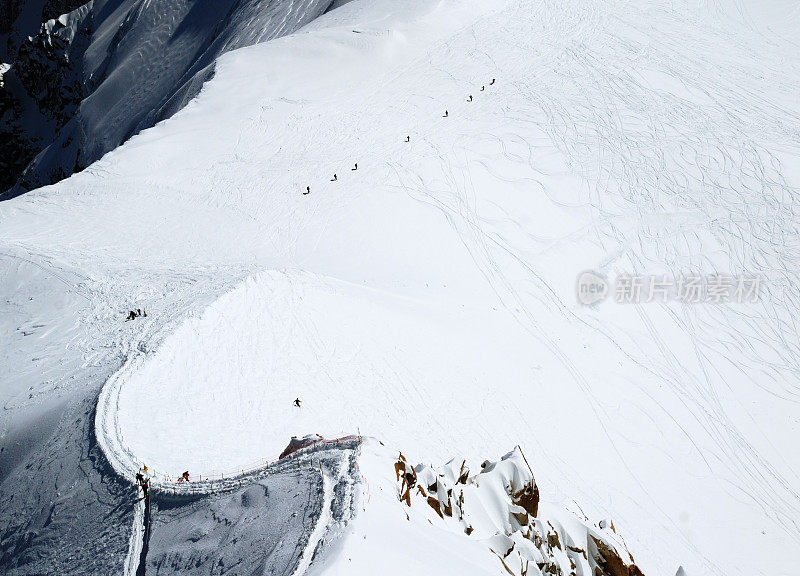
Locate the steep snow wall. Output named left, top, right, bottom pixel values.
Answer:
left=134, top=442, right=359, bottom=576
left=1, top=0, right=343, bottom=196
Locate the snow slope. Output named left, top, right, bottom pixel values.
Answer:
left=2, top=0, right=345, bottom=194
left=1, top=0, right=799, bottom=575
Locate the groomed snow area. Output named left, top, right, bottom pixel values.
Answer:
left=1, top=0, right=799, bottom=575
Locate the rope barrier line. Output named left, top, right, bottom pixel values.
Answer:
left=144, top=435, right=363, bottom=498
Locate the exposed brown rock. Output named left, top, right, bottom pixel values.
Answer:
left=512, top=480, right=539, bottom=518
left=590, top=536, right=645, bottom=576
left=512, top=510, right=529, bottom=526
left=457, top=459, right=470, bottom=484
left=427, top=496, right=444, bottom=518
left=443, top=498, right=453, bottom=517
left=567, top=545, right=587, bottom=559
left=547, top=530, right=562, bottom=551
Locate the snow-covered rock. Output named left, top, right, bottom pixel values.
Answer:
left=329, top=442, right=648, bottom=576
left=391, top=446, right=645, bottom=576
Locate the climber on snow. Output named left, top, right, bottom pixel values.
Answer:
left=135, top=470, right=150, bottom=499
left=352, top=163, right=358, bottom=171
left=304, top=186, right=310, bottom=195
left=135, top=472, right=149, bottom=499
left=331, top=173, right=338, bottom=181
left=178, top=471, right=190, bottom=482
left=294, top=397, right=302, bottom=408
left=125, top=309, right=148, bottom=321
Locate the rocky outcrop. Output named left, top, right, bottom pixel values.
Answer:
left=14, top=3, right=92, bottom=124
left=1, top=1, right=86, bottom=62
left=396, top=448, right=647, bottom=576
left=0, top=72, right=39, bottom=192
left=0, top=1, right=92, bottom=192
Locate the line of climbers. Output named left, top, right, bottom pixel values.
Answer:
left=136, top=464, right=191, bottom=499
left=303, top=78, right=496, bottom=195
left=127, top=76, right=500, bottom=495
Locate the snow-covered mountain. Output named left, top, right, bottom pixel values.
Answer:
left=0, top=0, right=347, bottom=195
left=1, top=0, right=799, bottom=575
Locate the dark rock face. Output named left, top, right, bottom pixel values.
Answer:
left=1, top=0, right=340, bottom=198
left=0, top=77, right=38, bottom=192
left=1, top=1, right=86, bottom=62
left=14, top=7, right=91, bottom=125
left=1, top=1, right=92, bottom=192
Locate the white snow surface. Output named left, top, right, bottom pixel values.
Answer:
left=2, top=0, right=800, bottom=575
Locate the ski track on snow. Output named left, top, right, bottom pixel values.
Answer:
left=3, top=1, right=800, bottom=575
left=97, top=0, right=800, bottom=572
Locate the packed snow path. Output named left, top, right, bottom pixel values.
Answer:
left=1, top=1, right=799, bottom=576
